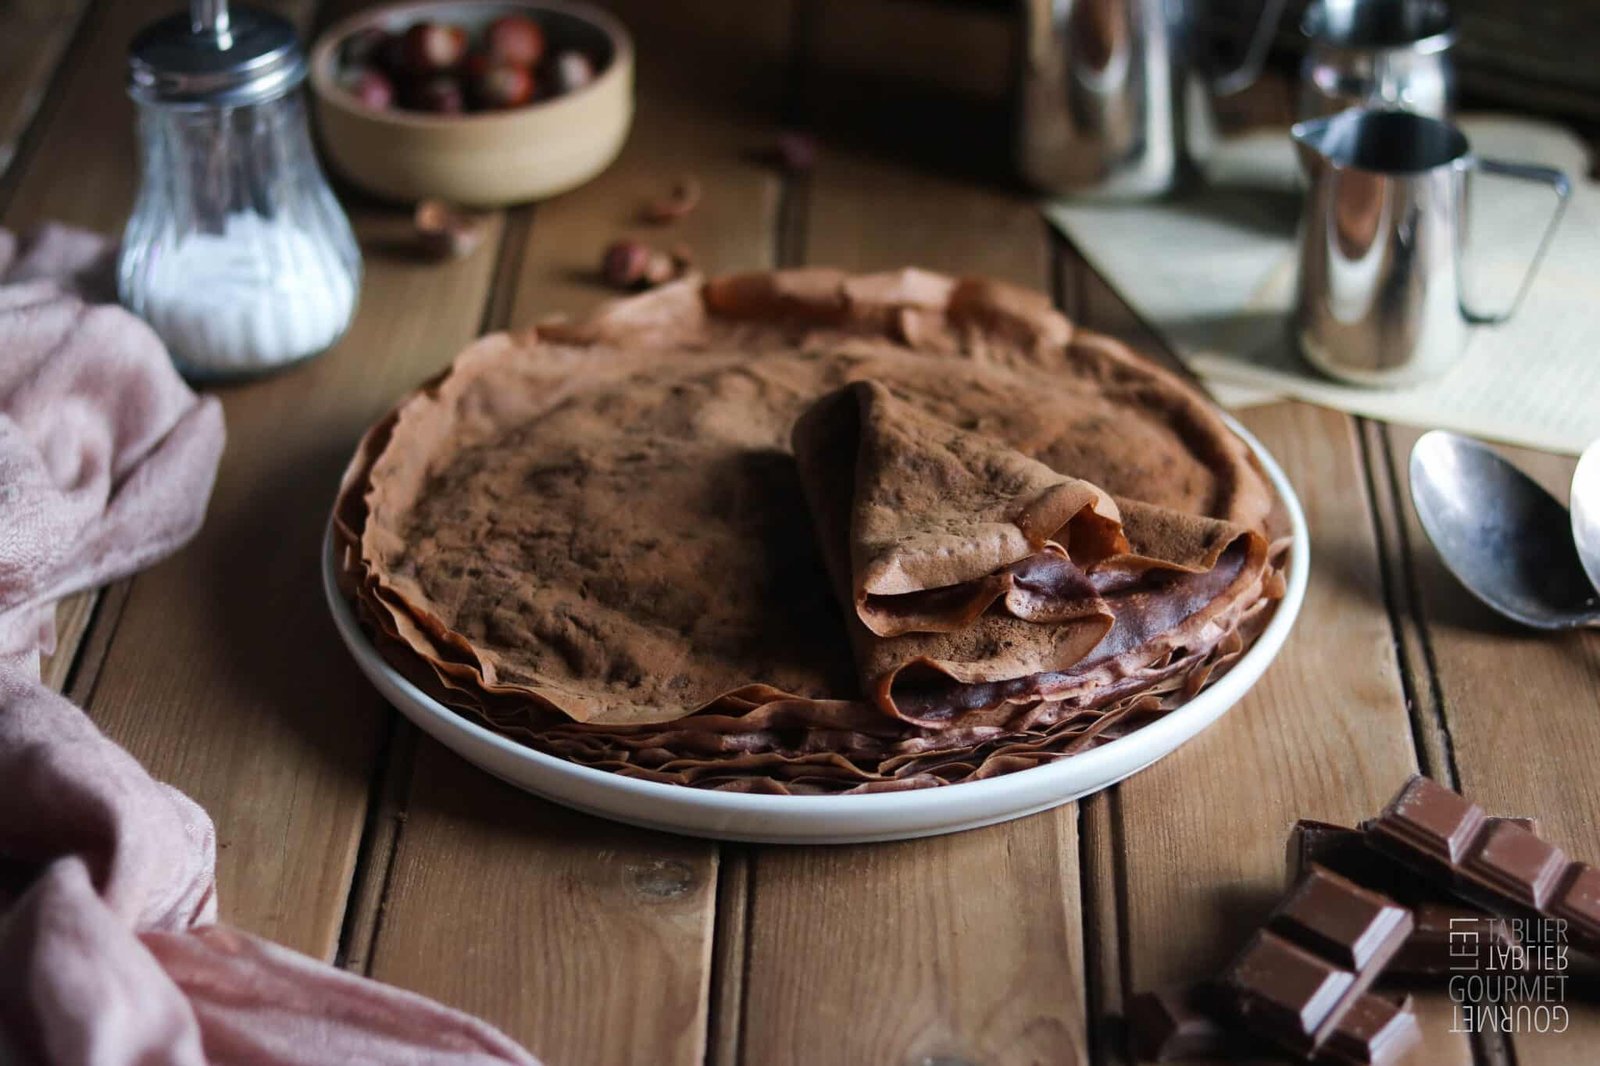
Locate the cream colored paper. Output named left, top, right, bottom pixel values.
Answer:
left=1046, top=116, right=1600, bottom=454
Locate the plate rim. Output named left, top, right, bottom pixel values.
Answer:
left=323, top=413, right=1308, bottom=827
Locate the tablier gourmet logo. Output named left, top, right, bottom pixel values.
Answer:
left=1448, top=916, right=1570, bottom=1034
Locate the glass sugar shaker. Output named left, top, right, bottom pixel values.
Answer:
left=119, top=0, right=361, bottom=379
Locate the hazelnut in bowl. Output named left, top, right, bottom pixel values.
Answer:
left=310, top=0, right=632, bottom=207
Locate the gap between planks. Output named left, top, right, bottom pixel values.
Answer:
left=334, top=205, right=534, bottom=974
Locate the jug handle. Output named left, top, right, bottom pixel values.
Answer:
left=1212, top=0, right=1290, bottom=97
left=1460, top=158, right=1572, bottom=325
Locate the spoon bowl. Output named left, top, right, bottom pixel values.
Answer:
left=1409, top=431, right=1600, bottom=630
left=1572, top=439, right=1600, bottom=598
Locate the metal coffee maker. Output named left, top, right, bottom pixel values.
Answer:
left=1016, top=0, right=1289, bottom=199
left=1298, top=0, right=1456, bottom=120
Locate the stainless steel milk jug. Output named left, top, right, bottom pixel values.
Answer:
left=1291, top=109, right=1569, bottom=387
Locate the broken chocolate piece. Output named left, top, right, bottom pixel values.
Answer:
left=1126, top=986, right=1231, bottom=1061
left=1218, top=866, right=1412, bottom=1054
left=1364, top=776, right=1600, bottom=955
left=1318, top=993, right=1419, bottom=1066
left=1270, top=865, right=1413, bottom=971
left=1287, top=818, right=1531, bottom=979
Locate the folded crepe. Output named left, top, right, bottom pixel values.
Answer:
left=334, top=268, right=1288, bottom=792
left=792, top=380, right=1273, bottom=726
left=803, top=380, right=1130, bottom=637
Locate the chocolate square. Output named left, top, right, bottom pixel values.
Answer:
left=1272, top=866, right=1410, bottom=970
left=1552, top=863, right=1600, bottom=940
left=1378, top=775, right=1485, bottom=865
left=1320, top=994, right=1420, bottom=1066
left=1388, top=903, right=1517, bottom=978
left=1229, top=931, right=1356, bottom=1051
left=1464, top=819, right=1568, bottom=908
left=1126, top=986, right=1226, bottom=1061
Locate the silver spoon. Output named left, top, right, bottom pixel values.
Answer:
left=1574, top=439, right=1600, bottom=598
left=1409, top=430, right=1600, bottom=630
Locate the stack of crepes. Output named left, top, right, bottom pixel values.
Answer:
left=334, top=268, right=1289, bottom=793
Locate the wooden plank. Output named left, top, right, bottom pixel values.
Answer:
left=363, top=3, right=791, bottom=1060
left=0, top=0, right=88, bottom=182
left=1380, top=424, right=1600, bottom=1063
left=730, top=147, right=1090, bottom=1066
left=38, top=592, right=101, bottom=693
left=0, top=0, right=510, bottom=957
left=1064, top=255, right=1473, bottom=1063
left=374, top=743, right=721, bottom=1065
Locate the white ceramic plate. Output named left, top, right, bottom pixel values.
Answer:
left=324, top=418, right=1308, bottom=844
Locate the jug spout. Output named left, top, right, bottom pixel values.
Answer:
left=1290, top=114, right=1340, bottom=176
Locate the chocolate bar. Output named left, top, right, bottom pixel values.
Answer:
left=1127, top=985, right=1418, bottom=1064
left=1364, top=776, right=1600, bottom=956
left=1287, top=819, right=1526, bottom=978
left=1217, top=865, right=1412, bottom=1055
left=1289, top=817, right=1538, bottom=905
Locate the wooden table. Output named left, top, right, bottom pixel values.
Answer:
left=6, top=1, right=1597, bottom=1063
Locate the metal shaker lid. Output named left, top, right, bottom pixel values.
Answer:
left=129, top=1, right=306, bottom=107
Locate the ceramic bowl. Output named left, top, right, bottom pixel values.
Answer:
left=309, top=0, right=633, bottom=207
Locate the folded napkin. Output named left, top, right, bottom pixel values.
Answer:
left=0, top=226, right=537, bottom=1065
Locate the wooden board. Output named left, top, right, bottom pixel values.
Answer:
left=361, top=3, right=792, bottom=1061
left=1379, top=425, right=1600, bottom=1064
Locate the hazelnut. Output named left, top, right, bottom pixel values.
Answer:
left=601, top=240, right=690, bottom=290
left=643, top=176, right=702, bottom=224
left=602, top=240, right=652, bottom=289
left=550, top=50, right=596, bottom=94
left=471, top=61, right=536, bottom=109
left=415, top=200, right=489, bottom=260
left=342, top=68, right=394, bottom=110
left=404, top=75, right=465, bottom=114
left=486, top=14, right=546, bottom=68
left=398, top=22, right=468, bottom=74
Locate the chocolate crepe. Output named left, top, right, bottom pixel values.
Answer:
left=334, top=269, right=1288, bottom=793
left=791, top=380, right=1272, bottom=726
left=797, top=380, right=1129, bottom=637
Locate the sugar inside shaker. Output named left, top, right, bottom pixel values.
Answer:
left=119, top=0, right=361, bottom=379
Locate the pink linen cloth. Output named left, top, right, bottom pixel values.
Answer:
left=0, top=226, right=538, bottom=1065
